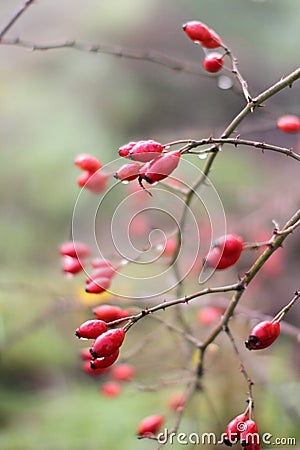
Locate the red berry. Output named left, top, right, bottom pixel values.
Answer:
left=129, top=140, right=164, bottom=163
left=78, top=171, right=109, bottom=193
left=75, top=319, right=107, bottom=339
left=240, top=419, right=259, bottom=447
left=137, top=414, right=164, bottom=437
left=111, top=363, right=135, bottom=381
left=277, top=115, right=300, bottom=133
left=245, top=320, right=280, bottom=350
left=201, top=28, right=222, bottom=48
left=85, top=277, right=112, bottom=294
left=203, top=52, right=224, bottom=73
left=114, top=162, right=141, bottom=182
left=224, top=413, right=248, bottom=446
left=75, top=154, right=101, bottom=173
left=82, top=360, right=108, bottom=376
left=91, top=328, right=125, bottom=358
left=62, top=256, right=84, bottom=275
left=197, top=306, right=224, bottom=326
left=86, top=266, right=116, bottom=282
left=93, top=304, right=130, bottom=322
left=81, top=348, right=92, bottom=360
left=60, top=241, right=91, bottom=258
left=119, top=141, right=137, bottom=158
left=161, top=237, right=177, bottom=256
left=91, top=349, right=120, bottom=369
left=204, top=234, right=244, bottom=270
left=183, top=21, right=211, bottom=43
left=101, top=381, right=122, bottom=397
left=167, top=392, right=186, bottom=411
left=139, top=150, right=181, bottom=185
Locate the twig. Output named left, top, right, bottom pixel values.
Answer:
left=0, top=0, right=36, bottom=40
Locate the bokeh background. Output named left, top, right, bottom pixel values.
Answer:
left=0, top=1, right=299, bottom=449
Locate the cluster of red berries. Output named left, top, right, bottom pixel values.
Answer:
left=75, top=154, right=109, bottom=193
left=224, top=413, right=259, bottom=450
left=183, top=20, right=225, bottom=74
left=76, top=304, right=130, bottom=382
left=59, top=240, right=119, bottom=294
left=115, top=139, right=181, bottom=187
left=204, top=234, right=244, bottom=270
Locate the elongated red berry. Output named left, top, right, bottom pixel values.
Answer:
left=139, top=150, right=181, bottom=185
left=167, top=392, right=186, bottom=411
left=83, top=360, right=108, bottom=376
left=81, top=348, right=93, bottom=360
left=201, top=28, right=222, bottom=48
left=75, top=319, right=107, bottom=339
left=203, top=52, right=224, bottom=73
left=111, top=363, right=135, bottom=381
left=86, top=266, right=116, bottom=282
left=137, top=414, right=164, bottom=437
left=101, top=381, right=122, bottom=397
left=204, top=234, right=244, bottom=270
left=93, top=304, right=130, bottom=322
left=75, top=154, right=101, bottom=173
left=197, top=306, right=224, bottom=326
left=114, top=162, right=141, bottom=182
left=85, top=277, right=112, bottom=294
left=91, top=328, right=125, bottom=358
left=119, top=141, right=137, bottom=158
left=245, top=320, right=280, bottom=350
left=183, top=21, right=211, bottom=43
left=62, top=256, right=84, bottom=275
left=60, top=241, right=91, bottom=258
left=240, top=419, right=259, bottom=447
left=277, top=115, right=300, bottom=133
left=78, top=171, right=109, bottom=193
left=129, top=140, right=164, bottom=163
left=224, top=413, right=248, bottom=446
left=91, top=349, right=120, bottom=369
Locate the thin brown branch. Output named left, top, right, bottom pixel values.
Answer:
left=0, top=0, right=36, bottom=40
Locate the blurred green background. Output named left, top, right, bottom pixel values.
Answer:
left=0, top=1, right=299, bottom=449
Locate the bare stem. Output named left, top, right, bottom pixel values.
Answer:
left=0, top=0, right=36, bottom=40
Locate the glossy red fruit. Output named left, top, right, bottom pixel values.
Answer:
left=277, top=115, right=300, bottom=133
left=119, top=141, right=137, bottom=158
left=111, top=363, right=135, bottom=382
left=85, top=277, right=112, bottom=294
left=91, top=349, right=119, bottom=369
left=204, top=234, right=244, bottom=270
left=201, top=28, right=222, bottom=48
left=60, top=241, right=91, bottom=258
left=114, top=162, right=141, bottom=182
left=245, top=320, right=280, bottom=350
left=137, top=414, right=164, bottom=437
left=224, top=413, right=248, bottom=446
left=75, top=154, right=101, bottom=173
left=93, top=304, right=130, bottom=322
left=62, top=256, right=84, bottom=275
left=203, top=52, right=224, bottom=73
left=75, top=319, right=107, bottom=339
left=101, top=381, right=122, bottom=397
left=78, top=171, right=109, bottom=193
left=86, top=266, right=116, bottom=282
left=183, top=21, right=211, bottom=43
left=82, top=360, right=108, bottom=376
left=139, top=150, right=181, bottom=184
left=240, top=419, right=259, bottom=447
left=129, top=140, right=164, bottom=163
left=91, top=328, right=125, bottom=358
